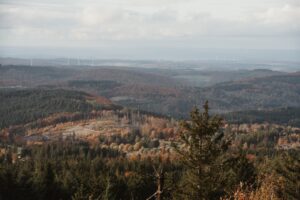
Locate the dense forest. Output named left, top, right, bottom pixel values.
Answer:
left=224, top=107, right=300, bottom=127
left=0, top=103, right=299, bottom=200
left=0, top=89, right=119, bottom=129
left=1, top=65, right=300, bottom=118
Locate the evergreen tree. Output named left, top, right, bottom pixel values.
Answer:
left=175, top=101, right=230, bottom=200
left=221, top=150, right=257, bottom=194
left=72, top=184, right=90, bottom=200
left=275, top=150, right=300, bottom=200
left=39, top=162, right=64, bottom=200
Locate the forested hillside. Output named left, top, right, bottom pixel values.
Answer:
left=224, top=107, right=300, bottom=127
left=0, top=89, right=118, bottom=129
left=108, top=72, right=300, bottom=117
left=0, top=103, right=299, bottom=200
left=199, top=72, right=300, bottom=112
left=1, top=65, right=299, bottom=118
left=0, top=65, right=76, bottom=86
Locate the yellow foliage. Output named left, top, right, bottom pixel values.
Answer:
left=223, top=173, right=285, bottom=200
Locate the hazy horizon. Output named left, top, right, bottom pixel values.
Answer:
left=1, top=0, right=300, bottom=61
left=1, top=46, right=300, bottom=62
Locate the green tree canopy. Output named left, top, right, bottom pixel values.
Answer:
left=175, top=101, right=230, bottom=200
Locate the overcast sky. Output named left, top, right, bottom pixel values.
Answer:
left=0, top=0, right=299, bottom=60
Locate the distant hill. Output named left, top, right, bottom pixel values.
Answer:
left=0, top=65, right=177, bottom=88
left=106, top=72, right=300, bottom=117
left=165, top=68, right=285, bottom=87
left=0, top=65, right=76, bottom=86
left=1, top=65, right=299, bottom=119
left=223, top=107, right=300, bottom=127
left=202, top=72, right=300, bottom=112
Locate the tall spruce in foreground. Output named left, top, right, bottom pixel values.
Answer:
left=175, top=101, right=230, bottom=200
left=275, top=150, right=300, bottom=200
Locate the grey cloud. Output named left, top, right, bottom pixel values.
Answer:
left=0, top=0, right=299, bottom=51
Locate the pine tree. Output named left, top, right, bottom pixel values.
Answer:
left=275, top=150, right=300, bottom=200
left=175, top=101, right=230, bottom=200
left=72, top=184, right=87, bottom=200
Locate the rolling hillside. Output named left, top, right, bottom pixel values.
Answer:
left=107, top=72, right=300, bottom=117
left=223, top=107, right=300, bottom=127
left=0, top=88, right=118, bottom=129
left=1, top=65, right=299, bottom=118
